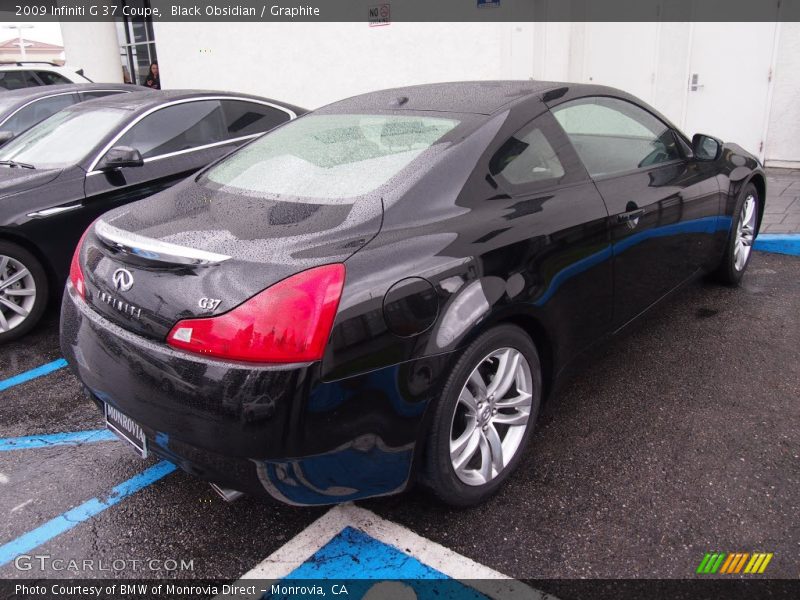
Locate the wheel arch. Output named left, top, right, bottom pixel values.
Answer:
left=0, top=229, right=58, bottom=294
left=747, top=172, right=766, bottom=233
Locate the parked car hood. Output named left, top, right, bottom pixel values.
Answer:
left=0, top=167, right=60, bottom=198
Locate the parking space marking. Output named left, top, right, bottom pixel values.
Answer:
left=0, top=429, right=116, bottom=452
left=0, top=460, right=175, bottom=567
left=235, top=504, right=540, bottom=599
left=0, top=358, right=68, bottom=393
left=754, top=233, right=800, bottom=257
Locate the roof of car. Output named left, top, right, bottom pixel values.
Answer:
left=72, top=89, right=307, bottom=116
left=318, top=80, right=570, bottom=115
left=0, top=83, right=140, bottom=110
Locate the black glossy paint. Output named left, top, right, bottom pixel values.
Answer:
left=0, top=90, right=305, bottom=301
left=60, top=81, right=765, bottom=505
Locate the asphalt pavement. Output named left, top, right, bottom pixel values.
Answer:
left=0, top=251, right=798, bottom=582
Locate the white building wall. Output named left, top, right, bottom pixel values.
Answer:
left=764, top=22, right=800, bottom=166
left=60, top=21, right=122, bottom=83
left=152, top=22, right=515, bottom=110
left=136, top=21, right=799, bottom=165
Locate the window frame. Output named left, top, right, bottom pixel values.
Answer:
left=0, top=91, right=81, bottom=130
left=87, top=96, right=298, bottom=174
left=489, top=109, right=590, bottom=196
left=549, top=94, right=688, bottom=182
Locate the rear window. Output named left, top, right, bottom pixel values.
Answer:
left=202, top=113, right=459, bottom=201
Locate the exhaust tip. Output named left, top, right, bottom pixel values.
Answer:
left=209, top=482, right=245, bottom=503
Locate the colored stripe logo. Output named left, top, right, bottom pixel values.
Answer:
left=697, top=552, right=773, bottom=574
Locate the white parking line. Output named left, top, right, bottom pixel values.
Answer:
left=231, top=504, right=545, bottom=600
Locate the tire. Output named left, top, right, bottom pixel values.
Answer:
left=0, top=241, right=49, bottom=343
left=714, top=183, right=759, bottom=285
left=422, top=324, right=542, bottom=507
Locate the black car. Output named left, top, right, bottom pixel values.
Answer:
left=61, top=81, right=765, bottom=507
left=0, top=83, right=141, bottom=146
left=0, top=90, right=304, bottom=341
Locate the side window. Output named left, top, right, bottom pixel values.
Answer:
left=80, top=91, right=126, bottom=101
left=0, top=71, right=32, bottom=90
left=116, top=100, right=226, bottom=159
left=2, top=94, right=78, bottom=135
left=552, top=96, right=681, bottom=177
left=488, top=112, right=584, bottom=191
left=35, top=71, right=71, bottom=85
left=220, top=100, right=291, bottom=138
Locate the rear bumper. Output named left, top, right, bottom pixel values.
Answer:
left=60, top=285, right=440, bottom=505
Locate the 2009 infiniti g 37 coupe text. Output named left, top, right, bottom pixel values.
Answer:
left=61, top=81, right=765, bottom=506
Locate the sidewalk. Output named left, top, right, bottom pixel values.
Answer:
left=763, top=168, right=800, bottom=234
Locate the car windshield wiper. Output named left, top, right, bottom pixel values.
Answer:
left=0, top=159, right=35, bottom=169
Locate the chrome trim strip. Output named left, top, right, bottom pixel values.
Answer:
left=27, top=204, right=82, bottom=218
left=85, top=132, right=262, bottom=176
left=94, top=220, right=231, bottom=266
left=87, top=96, right=297, bottom=173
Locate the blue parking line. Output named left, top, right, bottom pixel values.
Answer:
left=754, top=233, right=800, bottom=257
left=0, top=461, right=176, bottom=567
left=0, top=429, right=117, bottom=452
left=0, top=359, right=68, bottom=393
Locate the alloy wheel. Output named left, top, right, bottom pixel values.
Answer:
left=449, top=347, right=533, bottom=486
left=734, top=194, right=757, bottom=271
left=0, top=254, right=37, bottom=334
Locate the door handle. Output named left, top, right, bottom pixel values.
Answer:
left=617, top=208, right=644, bottom=223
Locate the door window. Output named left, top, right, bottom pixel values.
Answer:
left=34, top=70, right=72, bottom=85
left=116, top=100, right=226, bottom=159
left=1, top=94, right=78, bottom=135
left=490, top=122, right=565, bottom=187
left=552, top=97, right=681, bottom=177
left=0, top=71, right=39, bottom=90
left=220, top=100, right=291, bottom=138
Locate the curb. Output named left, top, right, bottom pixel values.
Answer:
left=753, top=234, right=800, bottom=257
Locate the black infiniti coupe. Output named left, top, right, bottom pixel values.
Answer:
left=0, top=90, right=303, bottom=341
left=61, top=81, right=764, bottom=506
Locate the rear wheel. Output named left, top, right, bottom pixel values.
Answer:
left=0, top=241, right=48, bottom=343
left=422, top=325, right=542, bottom=507
left=714, top=183, right=759, bottom=285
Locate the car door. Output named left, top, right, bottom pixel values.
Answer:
left=550, top=96, right=720, bottom=329
left=486, top=110, right=613, bottom=361
left=84, top=99, right=244, bottom=210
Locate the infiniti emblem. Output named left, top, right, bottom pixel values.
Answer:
left=112, top=268, right=134, bottom=292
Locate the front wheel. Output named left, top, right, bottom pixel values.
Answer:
left=422, top=325, right=542, bottom=507
left=714, top=183, right=759, bottom=285
left=0, top=241, right=48, bottom=343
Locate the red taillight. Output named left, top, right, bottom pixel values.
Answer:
left=166, top=263, right=345, bottom=363
left=69, top=224, right=94, bottom=300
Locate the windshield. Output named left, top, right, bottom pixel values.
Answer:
left=202, top=113, right=460, bottom=202
left=0, top=107, right=129, bottom=169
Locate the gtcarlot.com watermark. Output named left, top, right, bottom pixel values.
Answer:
left=14, top=553, right=194, bottom=573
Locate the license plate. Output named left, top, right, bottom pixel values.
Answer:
left=105, top=403, right=148, bottom=459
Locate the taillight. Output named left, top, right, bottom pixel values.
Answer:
left=69, top=223, right=94, bottom=300
left=166, top=263, right=345, bottom=363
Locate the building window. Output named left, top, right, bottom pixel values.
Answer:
left=115, top=0, right=157, bottom=86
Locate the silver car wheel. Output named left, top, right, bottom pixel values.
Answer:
left=449, top=347, right=533, bottom=486
left=0, top=254, right=37, bottom=334
left=734, top=194, right=757, bottom=272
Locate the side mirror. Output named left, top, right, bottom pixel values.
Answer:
left=98, top=146, right=143, bottom=170
left=692, top=133, right=722, bottom=161
left=0, top=131, right=15, bottom=147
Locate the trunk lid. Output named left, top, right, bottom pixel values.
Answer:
left=83, top=177, right=382, bottom=340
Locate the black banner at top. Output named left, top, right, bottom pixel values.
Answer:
left=0, top=0, right=798, bottom=22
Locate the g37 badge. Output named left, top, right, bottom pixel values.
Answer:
left=199, top=297, right=222, bottom=311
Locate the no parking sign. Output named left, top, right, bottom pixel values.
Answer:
left=369, top=3, right=391, bottom=26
